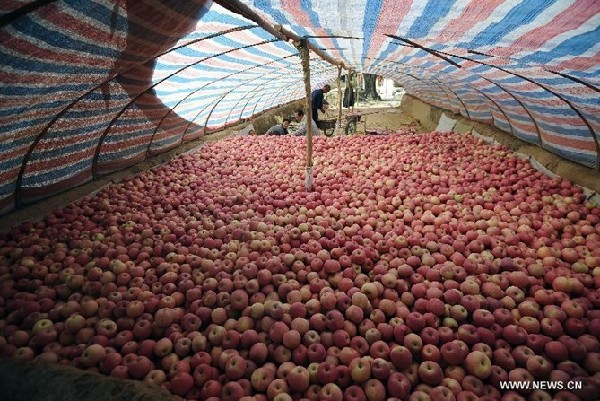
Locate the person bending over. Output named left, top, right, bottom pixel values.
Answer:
left=265, top=118, right=291, bottom=135
left=290, top=109, right=321, bottom=136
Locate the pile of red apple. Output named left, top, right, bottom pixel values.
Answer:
left=0, top=132, right=599, bottom=401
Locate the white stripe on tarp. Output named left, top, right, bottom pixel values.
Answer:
left=459, top=0, right=527, bottom=44
left=513, top=12, right=600, bottom=59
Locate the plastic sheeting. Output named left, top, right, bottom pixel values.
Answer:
left=0, top=0, right=599, bottom=215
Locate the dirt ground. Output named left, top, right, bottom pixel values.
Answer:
left=0, top=358, right=174, bottom=401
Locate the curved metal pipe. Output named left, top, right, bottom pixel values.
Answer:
left=432, top=48, right=600, bottom=168
left=376, top=61, right=544, bottom=145
left=196, top=62, right=332, bottom=135
left=91, top=38, right=280, bottom=178
left=14, top=25, right=257, bottom=206
left=147, top=53, right=299, bottom=154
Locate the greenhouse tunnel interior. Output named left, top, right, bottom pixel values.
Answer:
left=0, top=0, right=600, bottom=401
left=0, top=0, right=599, bottom=218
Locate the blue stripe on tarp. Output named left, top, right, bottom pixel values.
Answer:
left=512, top=130, right=541, bottom=145
left=536, top=121, right=593, bottom=138
left=564, top=70, right=600, bottom=82
left=0, top=99, right=71, bottom=118
left=405, top=0, right=459, bottom=38
left=504, top=89, right=557, bottom=100
left=158, top=44, right=290, bottom=73
left=558, top=93, right=600, bottom=108
left=252, top=0, right=314, bottom=38
left=515, top=102, right=578, bottom=116
left=97, top=143, right=148, bottom=163
left=164, top=99, right=215, bottom=112
left=494, top=119, right=512, bottom=131
left=543, top=143, right=596, bottom=168
left=157, top=120, right=189, bottom=130
left=299, top=0, right=344, bottom=63
left=528, top=75, right=576, bottom=86
left=361, top=0, right=385, bottom=62
left=11, top=18, right=123, bottom=60
left=200, top=7, right=249, bottom=26
left=155, top=66, right=301, bottom=100
left=28, top=139, right=102, bottom=163
left=525, top=28, right=600, bottom=64
left=465, top=0, right=558, bottom=48
left=63, top=105, right=127, bottom=118
left=0, top=152, right=26, bottom=173
left=0, top=115, right=57, bottom=134
left=21, top=159, right=91, bottom=188
left=0, top=82, right=95, bottom=97
left=65, top=0, right=209, bottom=52
left=0, top=180, right=17, bottom=198
left=0, top=51, right=109, bottom=75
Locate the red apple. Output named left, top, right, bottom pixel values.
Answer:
left=464, top=351, right=492, bottom=379
left=418, top=361, right=444, bottom=386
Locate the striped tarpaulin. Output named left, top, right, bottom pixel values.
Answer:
left=0, top=0, right=599, bottom=215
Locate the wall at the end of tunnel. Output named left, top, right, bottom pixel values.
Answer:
left=400, top=95, right=600, bottom=196
left=250, top=100, right=305, bottom=135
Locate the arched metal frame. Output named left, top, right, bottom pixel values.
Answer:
left=4, top=1, right=599, bottom=213
left=180, top=61, right=337, bottom=136
left=194, top=59, right=337, bottom=129
left=387, top=67, right=513, bottom=134
left=381, top=64, right=530, bottom=138
left=180, top=60, right=325, bottom=136
left=367, top=58, right=471, bottom=118
left=147, top=53, right=300, bottom=154
left=14, top=25, right=258, bottom=206
left=91, top=38, right=282, bottom=178
left=464, top=49, right=600, bottom=93
left=205, top=62, right=337, bottom=129
left=245, top=65, right=339, bottom=121
left=223, top=57, right=294, bottom=124
left=431, top=49, right=600, bottom=168
left=0, top=0, right=59, bottom=28
left=365, top=57, right=471, bottom=118
left=372, top=59, right=545, bottom=146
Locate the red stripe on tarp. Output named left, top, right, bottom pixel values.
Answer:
left=366, top=0, right=414, bottom=64
left=553, top=53, right=600, bottom=72
left=23, top=148, right=94, bottom=175
left=494, top=0, right=600, bottom=57
left=541, top=130, right=597, bottom=151
left=280, top=1, right=342, bottom=61
left=436, top=0, right=505, bottom=42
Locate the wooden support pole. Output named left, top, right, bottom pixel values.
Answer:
left=295, top=39, right=314, bottom=191
left=356, top=73, right=361, bottom=108
left=348, top=70, right=354, bottom=114
left=336, top=65, right=343, bottom=136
